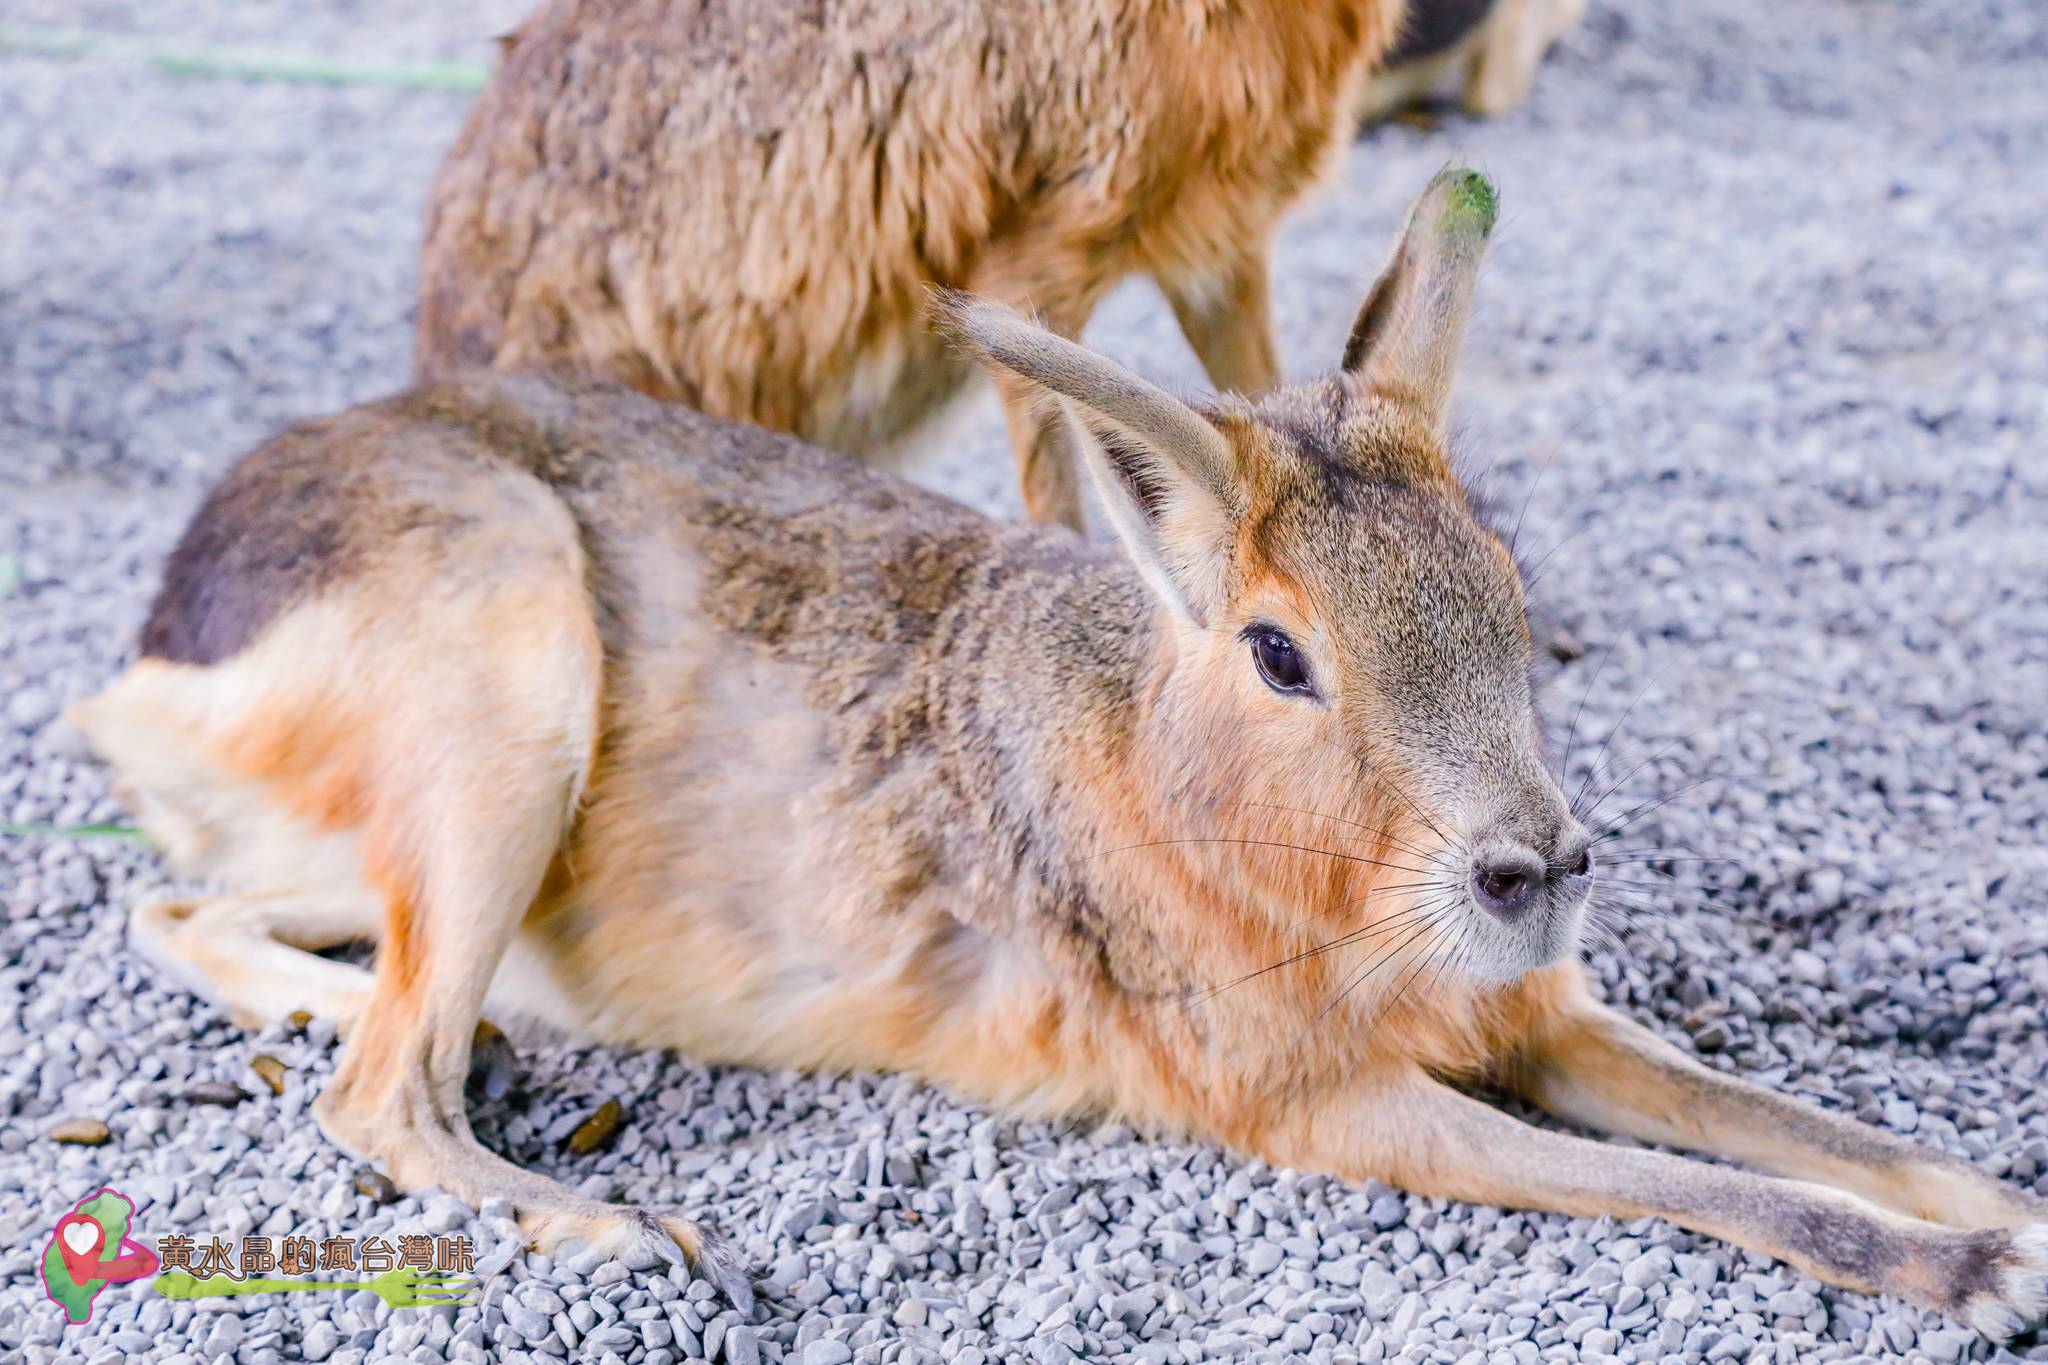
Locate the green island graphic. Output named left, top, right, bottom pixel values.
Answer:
left=43, top=1189, right=474, bottom=1324
left=41, top=1191, right=135, bottom=1324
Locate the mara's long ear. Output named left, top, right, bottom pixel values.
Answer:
left=1342, top=168, right=1497, bottom=436
left=935, top=293, right=1237, bottom=625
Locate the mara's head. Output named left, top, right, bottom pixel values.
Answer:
left=941, top=169, right=1591, bottom=985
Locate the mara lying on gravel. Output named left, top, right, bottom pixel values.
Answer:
left=79, top=172, right=2048, bottom=1335
left=415, top=0, right=1406, bottom=529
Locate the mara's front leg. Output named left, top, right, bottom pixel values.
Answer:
left=1154, top=245, right=1280, bottom=399
left=1512, top=999, right=2045, bottom=1230
left=1278, top=1073, right=2048, bottom=1339
left=962, top=246, right=1116, bottom=531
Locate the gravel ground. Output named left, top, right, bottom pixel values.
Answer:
left=5, top=2, right=2048, bottom=1362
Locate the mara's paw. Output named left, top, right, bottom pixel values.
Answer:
left=128, top=897, right=231, bottom=1011
left=1958, top=1225, right=2048, bottom=1340
left=522, top=1203, right=755, bottom=1314
left=126, top=893, right=377, bottom=1034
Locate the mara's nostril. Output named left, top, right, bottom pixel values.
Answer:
left=1478, top=869, right=1526, bottom=903
left=1470, top=858, right=1542, bottom=919
left=1569, top=847, right=1592, bottom=877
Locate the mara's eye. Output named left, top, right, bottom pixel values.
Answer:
left=1247, top=626, right=1314, bottom=696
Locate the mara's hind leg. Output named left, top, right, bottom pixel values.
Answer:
left=71, top=666, right=385, bottom=1030
left=131, top=886, right=380, bottom=1032
left=78, top=451, right=749, bottom=1298
left=125, top=887, right=521, bottom=1095
left=299, top=567, right=749, bottom=1300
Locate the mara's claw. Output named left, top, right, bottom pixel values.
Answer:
left=521, top=1203, right=755, bottom=1316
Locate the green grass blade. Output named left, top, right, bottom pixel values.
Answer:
left=0, top=23, right=91, bottom=57
left=0, top=24, right=489, bottom=91
left=0, top=821, right=148, bottom=841
left=147, top=51, right=488, bottom=90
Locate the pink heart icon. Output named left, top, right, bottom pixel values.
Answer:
left=54, top=1208, right=157, bottom=1287
left=60, top=1219, right=100, bottom=1256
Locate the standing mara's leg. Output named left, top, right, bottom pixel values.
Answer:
left=1279, top=1073, right=2048, bottom=1338
left=965, top=238, right=1281, bottom=530
left=1156, top=245, right=1281, bottom=399
left=963, top=253, right=1114, bottom=531
left=989, top=370, right=1087, bottom=531
left=1464, top=0, right=1588, bottom=116
left=964, top=236, right=1277, bottom=529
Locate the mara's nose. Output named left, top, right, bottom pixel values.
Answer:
left=1470, top=848, right=1546, bottom=920
left=1469, top=827, right=1594, bottom=921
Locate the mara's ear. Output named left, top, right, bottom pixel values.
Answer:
left=934, top=293, right=1237, bottom=626
left=1342, top=167, right=1497, bottom=435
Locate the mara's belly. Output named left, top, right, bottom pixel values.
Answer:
left=482, top=662, right=1068, bottom=1107
left=500, top=825, right=1103, bottom=1118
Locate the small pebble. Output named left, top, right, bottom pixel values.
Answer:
left=566, top=1099, right=626, bottom=1156
left=184, top=1080, right=252, bottom=1107
left=250, top=1054, right=287, bottom=1095
left=353, top=1169, right=400, bottom=1204
left=48, top=1117, right=111, bottom=1145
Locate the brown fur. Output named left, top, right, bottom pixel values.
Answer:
left=414, top=0, right=1404, bottom=527
left=77, top=173, right=2048, bottom=1334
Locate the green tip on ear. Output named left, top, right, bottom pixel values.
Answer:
left=1341, top=167, right=1500, bottom=417
left=1431, top=168, right=1497, bottom=240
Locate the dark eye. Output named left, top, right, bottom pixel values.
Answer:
left=1247, top=627, right=1313, bottom=696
